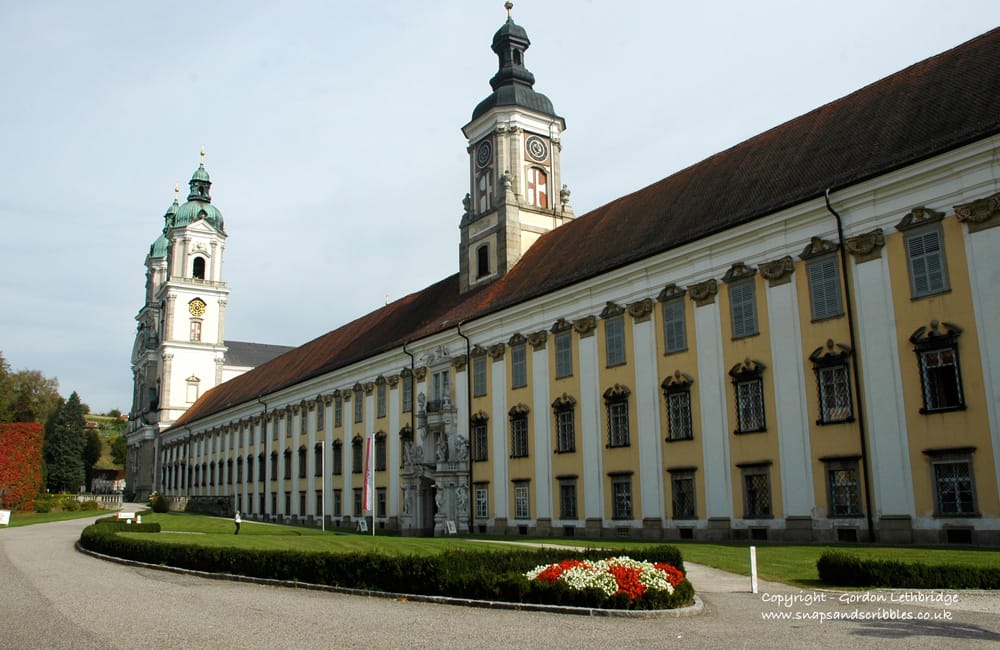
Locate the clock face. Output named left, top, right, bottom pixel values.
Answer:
left=188, top=298, right=207, bottom=317
left=475, top=140, right=492, bottom=168
left=525, top=135, right=548, bottom=162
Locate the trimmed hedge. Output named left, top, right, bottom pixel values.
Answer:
left=817, top=550, right=1000, bottom=589
left=78, top=525, right=692, bottom=609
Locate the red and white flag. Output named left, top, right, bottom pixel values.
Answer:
left=362, top=434, right=374, bottom=512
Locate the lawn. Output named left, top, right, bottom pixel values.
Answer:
left=108, top=513, right=1000, bottom=588
left=1, top=509, right=109, bottom=528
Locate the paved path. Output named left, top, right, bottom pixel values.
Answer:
left=1, top=512, right=997, bottom=649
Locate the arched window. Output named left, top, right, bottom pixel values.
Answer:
left=192, top=256, right=206, bottom=279
left=526, top=167, right=548, bottom=208
left=477, top=244, right=490, bottom=279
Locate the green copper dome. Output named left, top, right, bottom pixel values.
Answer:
left=174, top=162, right=225, bottom=232
left=149, top=198, right=178, bottom=259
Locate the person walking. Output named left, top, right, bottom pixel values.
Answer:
left=234, top=511, right=241, bottom=535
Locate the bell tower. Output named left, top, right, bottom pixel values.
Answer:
left=459, top=2, right=573, bottom=293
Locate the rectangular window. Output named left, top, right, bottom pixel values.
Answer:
left=932, top=458, right=977, bottom=516
left=316, top=403, right=325, bottom=432
left=430, top=371, right=450, bottom=411
left=332, top=444, right=342, bottom=475
left=376, top=488, right=387, bottom=518
left=735, top=378, right=766, bottom=433
left=315, top=490, right=322, bottom=516
left=286, top=411, right=293, bottom=437
left=555, top=409, right=575, bottom=453
left=729, top=282, right=758, bottom=339
left=825, top=460, right=862, bottom=517
left=666, top=390, right=694, bottom=441
left=611, top=475, right=633, bottom=520
left=670, top=470, right=696, bottom=519
left=299, top=491, right=306, bottom=516
left=333, top=489, right=342, bottom=517
left=607, top=400, right=630, bottom=447
left=375, top=436, right=386, bottom=471
left=906, top=229, right=948, bottom=298
left=511, top=344, right=527, bottom=389
left=402, top=376, right=413, bottom=413
left=918, top=346, right=964, bottom=412
left=271, top=454, right=279, bottom=480
left=283, top=452, right=291, bottom=480
left=559, top=481, right=577, bottom=520
left=189, top=320, right=202, bottom=342
left=377, top=383, right=386, bottom=418
left=352, top=440, right=362, bottom=473
left=817, top=364, right=853, bottom=423
left=605, top=315, right=626, bottom=367
left=472, top=420, right=489, bottom=462
left=246, top=456, right=253, bottom=483
left=807, top=256, right=843, bottom=320
left=284, top=493, right=291, bottom=516
left=297, top=448, right=306, bottom=479
left=555, top=331, right=573, bottom=378
left=742, top=465, right=772, bottom=518
left=514, top=481, right=530, bottom=519
left=314, top=445, right=322, bottom=476
left=334, top=394, right=343, bottom=427
left=662, top=299, right=687, bottom=353
left=301, top=408, right=308, bottom=435
left=474, top=483, right=489, bottom=519
left=353, top=392, right=363, bottom=423
left=510, top=414, right=529, bottom=458
left=258, top=455, right=265, bottom=480
left=473, top=355, right=487, bottom=397
left=353, top=488, right=362, bottom=517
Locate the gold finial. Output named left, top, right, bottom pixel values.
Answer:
left=505, top=2, right=513, bottom=18
left=174, top=183, right=180, bottom=200
left=200, top=146, right=206, bottom=164
left=385, top=294, right=390, bottom=306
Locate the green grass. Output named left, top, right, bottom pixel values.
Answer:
left=1, top=508, right=109, bottom=528
left=105, top=514, right=1000, bottom=588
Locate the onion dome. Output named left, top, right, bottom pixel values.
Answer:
left=173, top=149, right=225, bottom=233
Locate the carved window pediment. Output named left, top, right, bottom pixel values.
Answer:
left=910, top=320, right=962, bottom=348
left=955, top=192, right=1000, bottom=233
left=387, top=375, right=399, bottom=388
left=551, top=393, right=577, bottom=410
left=661, top=370, right=695, bottom=393
left=602, top=383, right=631, bottom=401
left=799, top=237, right=839, bottom=260
left=722, top=262, right=757, bottom=284
left=657, top=283, right=687, bottom=302
left=508, top=332, right=527, bottom=346
left=470, top=344, right=487, bottom=357
left=550, top=318, right=572, bottom=334
left=627, top=298, right=654, bottom=322
left=508, top=403, right=530, bottom=418
left=488, top=343, right=506, bottom=360
left=728, top=358, right=767, bottom=381
left=470, top=410, right=489, bottom=423
left=759, top=256, right=794, bottom=286
left=808, top=339, right=852, bottom=366
left=573, top=315, right=597, bottom=337
left=845, top=228, right=885, bottom=262
left=527, top=330, right=548, bottom=350
left=896, top=206, right=944, bottom=231
left=687, top=279, right=717, bottom=306
left=600, top=301, right=625, bottom=319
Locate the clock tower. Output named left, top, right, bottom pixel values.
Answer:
left=459, top=3, right=573, bottom=294
left=128, top=151, right=231, bottom=499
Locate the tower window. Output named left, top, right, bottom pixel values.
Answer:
left=477, top=244, right=490, bottom=279
left=192, top=256, right=206, bottom=280
left=526, top=167, right=548, bottom=208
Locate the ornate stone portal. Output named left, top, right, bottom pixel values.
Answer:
left=399, top=350, right=470, bottom=536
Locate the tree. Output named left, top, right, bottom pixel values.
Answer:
left=0, top=422, right=44, bottom=510
left=44, top=392, right=85, bottom=493
left=0, top=352, right=13, bottom=422
left=83, top=429, right=102, bottom=488
left=9, top=369, right=61, bottom=424
left=110, top=434, right=127, bottom=467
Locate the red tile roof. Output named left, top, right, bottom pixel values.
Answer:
left=170, top=27, right=1000, bottom=429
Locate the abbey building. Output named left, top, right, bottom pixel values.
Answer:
left=137, top=12, right=1000, bottom=545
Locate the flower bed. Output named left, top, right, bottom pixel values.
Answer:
left=525, top=556, right=692, bottom=609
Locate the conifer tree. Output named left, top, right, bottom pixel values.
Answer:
left=45, top=392, right=86, bottom=493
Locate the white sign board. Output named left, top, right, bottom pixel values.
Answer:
left=357, top=519, right=368, bottom=532
left=445, top=520, right=457, bottom=535
left=0, top=510, right=10, bottom=526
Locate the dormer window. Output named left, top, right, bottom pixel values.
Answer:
left=193, top=256, right=206, bottom=280
left=513, top=49, right=522, bottom=65
left=477, top=244, right=490, bottom=279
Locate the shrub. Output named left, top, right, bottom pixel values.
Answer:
left=61, top=497, right=81, bottom=511
left=817, top=550, right=1000, bottom=589
left=80, top=500, right=101, bottom=510
left=33, top=498, right=54, bottom=513
left=150, top=494, right=169, bottom=513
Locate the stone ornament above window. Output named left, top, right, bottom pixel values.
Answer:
left=414, top=367, right=427, bottom=380
left=600, top=301, right=625, bottom=319
left=895, top=206, right=945, bottom=231
left=687, top=279, right=717, bottom=306
left=955, top=191, right=1000, bottom=233
left=657, top=283, right=687, bottom=302
left=508, top=403, right=530, bottom=417
left=808, top=339, right=852, bottom=365
left=550, top=317, right=572, bottom=334
left=573, top=315, right=597, bottom=337
left=508, top=332, right=527, bottom=347
left=603, top=383, right=631, bottom=400
left=759, top=256, right=794, bottom=286
left=488, top=343, right=506, bottom=360
left=374, top=375, right=386, bottom=386
left=471, top=344, right=487, bottom=357
left=451, top=354, right=468, bottom=371
left=470, top=410, right=489, bottom=423
left=527, top=330, right=548, bottom=350
left=728, top=358, right=767, bottom=380
left=661, top=370, right=694, bottom=390
left=722, top=262, right=757, bottom=284
left=845, top=228, right=885, bottom=263
left=364, top=382, right=375, bottom=394
left=387, top=375, right=400, bottom=388
left=627, top=298, right=654, bottom=322
left=909, top=320, right=962, bottom=347
left=551, top=393, right=577, bottom=409
left=799, top=237, right=839, bottom=260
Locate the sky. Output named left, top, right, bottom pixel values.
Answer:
left=1, top=1, right=998, bottom=414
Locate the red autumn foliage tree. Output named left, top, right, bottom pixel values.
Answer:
left=0, top=422, right=44, bottom=510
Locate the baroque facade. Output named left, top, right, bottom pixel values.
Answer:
left=146, top=14, right=1000, bottom=544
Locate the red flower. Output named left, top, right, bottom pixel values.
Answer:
left=654, top=562, right=685, bottom=587
left=608, top=563, right=647, bottom=600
